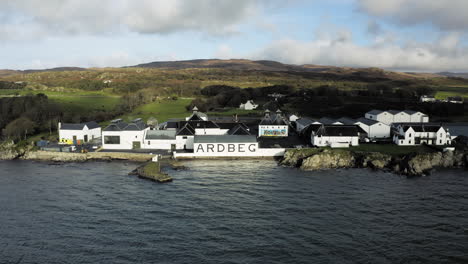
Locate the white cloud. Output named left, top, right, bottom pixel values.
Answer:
left=358, top=0, right=468, bottom=31
left=214, top=44, right=234, bottom=59
left=252, top=29, right=468, bottom=72
left=0, top=0, right=270, bottom=39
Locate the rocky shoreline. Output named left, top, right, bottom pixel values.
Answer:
left=0, top=141, right=155, bottom=162
left=280, top=141, right=468, bottom=177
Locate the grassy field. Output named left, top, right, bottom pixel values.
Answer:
left=434, top=91, right=468, bottom=100
left=120, top=98, right=192, bottom=123
left=0, top=89, right=121, bottom=113
left=349, top=144, right=436, bottom=155
left=50, top=96, right=121, bottom=113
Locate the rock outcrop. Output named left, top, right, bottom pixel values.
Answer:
left=300, top=149, right=354, bottom=170
left=280, top=147, right=468, bottom=177
left=0, top=141, right=33, bottom=160
left=130, top=162, right=173, bottom=183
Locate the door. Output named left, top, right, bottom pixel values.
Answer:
left=171, top=144, right=176, bottom=151
left=132, top=141, right=141, bottom=149
left=84, top=135, right=88, bottom=143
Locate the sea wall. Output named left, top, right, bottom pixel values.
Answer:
left=21, top=151, right=154, bottom=162
left=280, top=147, right=468, bottom=177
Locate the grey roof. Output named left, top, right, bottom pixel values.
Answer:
left=296, top=118, right=316, bottom=127
left=124, top=121, right=147, bottom=131
left=61, top=121, right=100, bottom=130
left=103, top=119, right=146, bottom=131
left=388, top=110, right=405, bottom=115
left=318, top=117, right=341, bottom=125
left=366, top=110, right=383, bottom=115
left=356, top=117, right=379, bottom=126
left=104, top=121, right=128, bottom=131
left=180, top=120, right=220, bottom=129
left=337, top=117, right=357, bottom=125
left=194, top=135, right=257, bottom=143
left=314, top=125, right=361, bottom=137
left=402, top=124, right=444, bottom=133
left=145, top=130, right=177, bottom=140
left=403, top=110, right=419, bottom=115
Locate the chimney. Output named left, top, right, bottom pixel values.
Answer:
left=58, top=122, right=61, bottom=130
left=192, top=106, right=199, bottom=113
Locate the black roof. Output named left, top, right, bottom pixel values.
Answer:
left=314, top=125, right=361, bottom=137
left=259, top=112, right=287, bottom=126
left=61, top=121, right=100, bottom=130
left=177, top=123, right=195, bottom=136
left=179, top=120, right=220, bottom=129
left=228, top=124, right=251, bottom=135
left=217, top=122, right=249, bottom=130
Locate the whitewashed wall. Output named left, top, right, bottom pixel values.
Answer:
left=311, top=136, right=359, bottom=147
left=102, top=129, right=148, bottom=149
left=59, top=127, right=101, bottom=142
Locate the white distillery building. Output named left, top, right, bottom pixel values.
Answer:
left=102, top=119, right=149, bottom=150
left=392, top=124, right=451, bottom=146
left=174, top=135, right=285, bottom=158
left=239, top=100, right=258, bottom=110
left=258, top=110, right=289, bottom=137
left=58, top=121, right=101, bottom=144
left=143, top=108, right=252, bottom=150
left=354, top=117, right=391, bottom=139
left=365, top=110, right=429, bottom=125
left=310, top=125, right=361, bottom=148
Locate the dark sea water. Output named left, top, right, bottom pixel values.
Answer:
left=0, top=160, right=467, bottom=264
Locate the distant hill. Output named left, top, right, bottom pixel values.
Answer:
left=2, top=59, right=467, bottom=81
left=438, top=72, right=468, bottom=79
left=0, top=67, right=86, bottom=77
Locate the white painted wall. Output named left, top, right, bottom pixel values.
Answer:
left=393, top=127, right=451, bottom=146
left=174, top=142, right=285, bottom=158
left=311, top=135, right=359, bottom=147
left=355, top=122, right=390, bottom=139
left=195, top=128, right=229, bottom=135
left=102, top=129, right=148, bottom=150
left=59, top=127, right=101, bottom=143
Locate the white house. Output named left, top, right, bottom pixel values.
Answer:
left=420, top=95, right=436, bottom=103
left=392, top=124, right=451, bottom=146
left=365, top=110, right=394, bottom=125
left=355, top=118, right=391, bottom=139
left=58, top=121, right=101, bottom=144
left=258, top=110, right=289, bottom=137
left=143, top=130, right=178, bottom=150
left=310, top=125, right=360, bottom=148
left=447, top=96, right=463, bottom=104
left=102, top=118, right=149, bottom=150
left=239, top=100, right=258, bottom=110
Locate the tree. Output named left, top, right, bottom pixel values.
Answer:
left=3, top=117, right=36, bottom=141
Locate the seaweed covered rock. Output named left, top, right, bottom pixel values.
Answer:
left=136, top=162, right=173, bottom=183
left=300, top=149, right=355, bottom=170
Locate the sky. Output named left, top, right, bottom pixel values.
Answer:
left=1, top=0, right=468, bottom=72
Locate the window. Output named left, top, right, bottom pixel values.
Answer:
left=135, top=135, right=138, bottom=138
left=104, top=136, right=120, bottom=144
left=148, top=141, right=150, bottom=145
left=439, top=140, right=442, bottom=144
left=183, top=136, right=187, bottom=139
left=409, top=140, right=411, bottom=144
left=409, top=133, right=412, bottom=137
